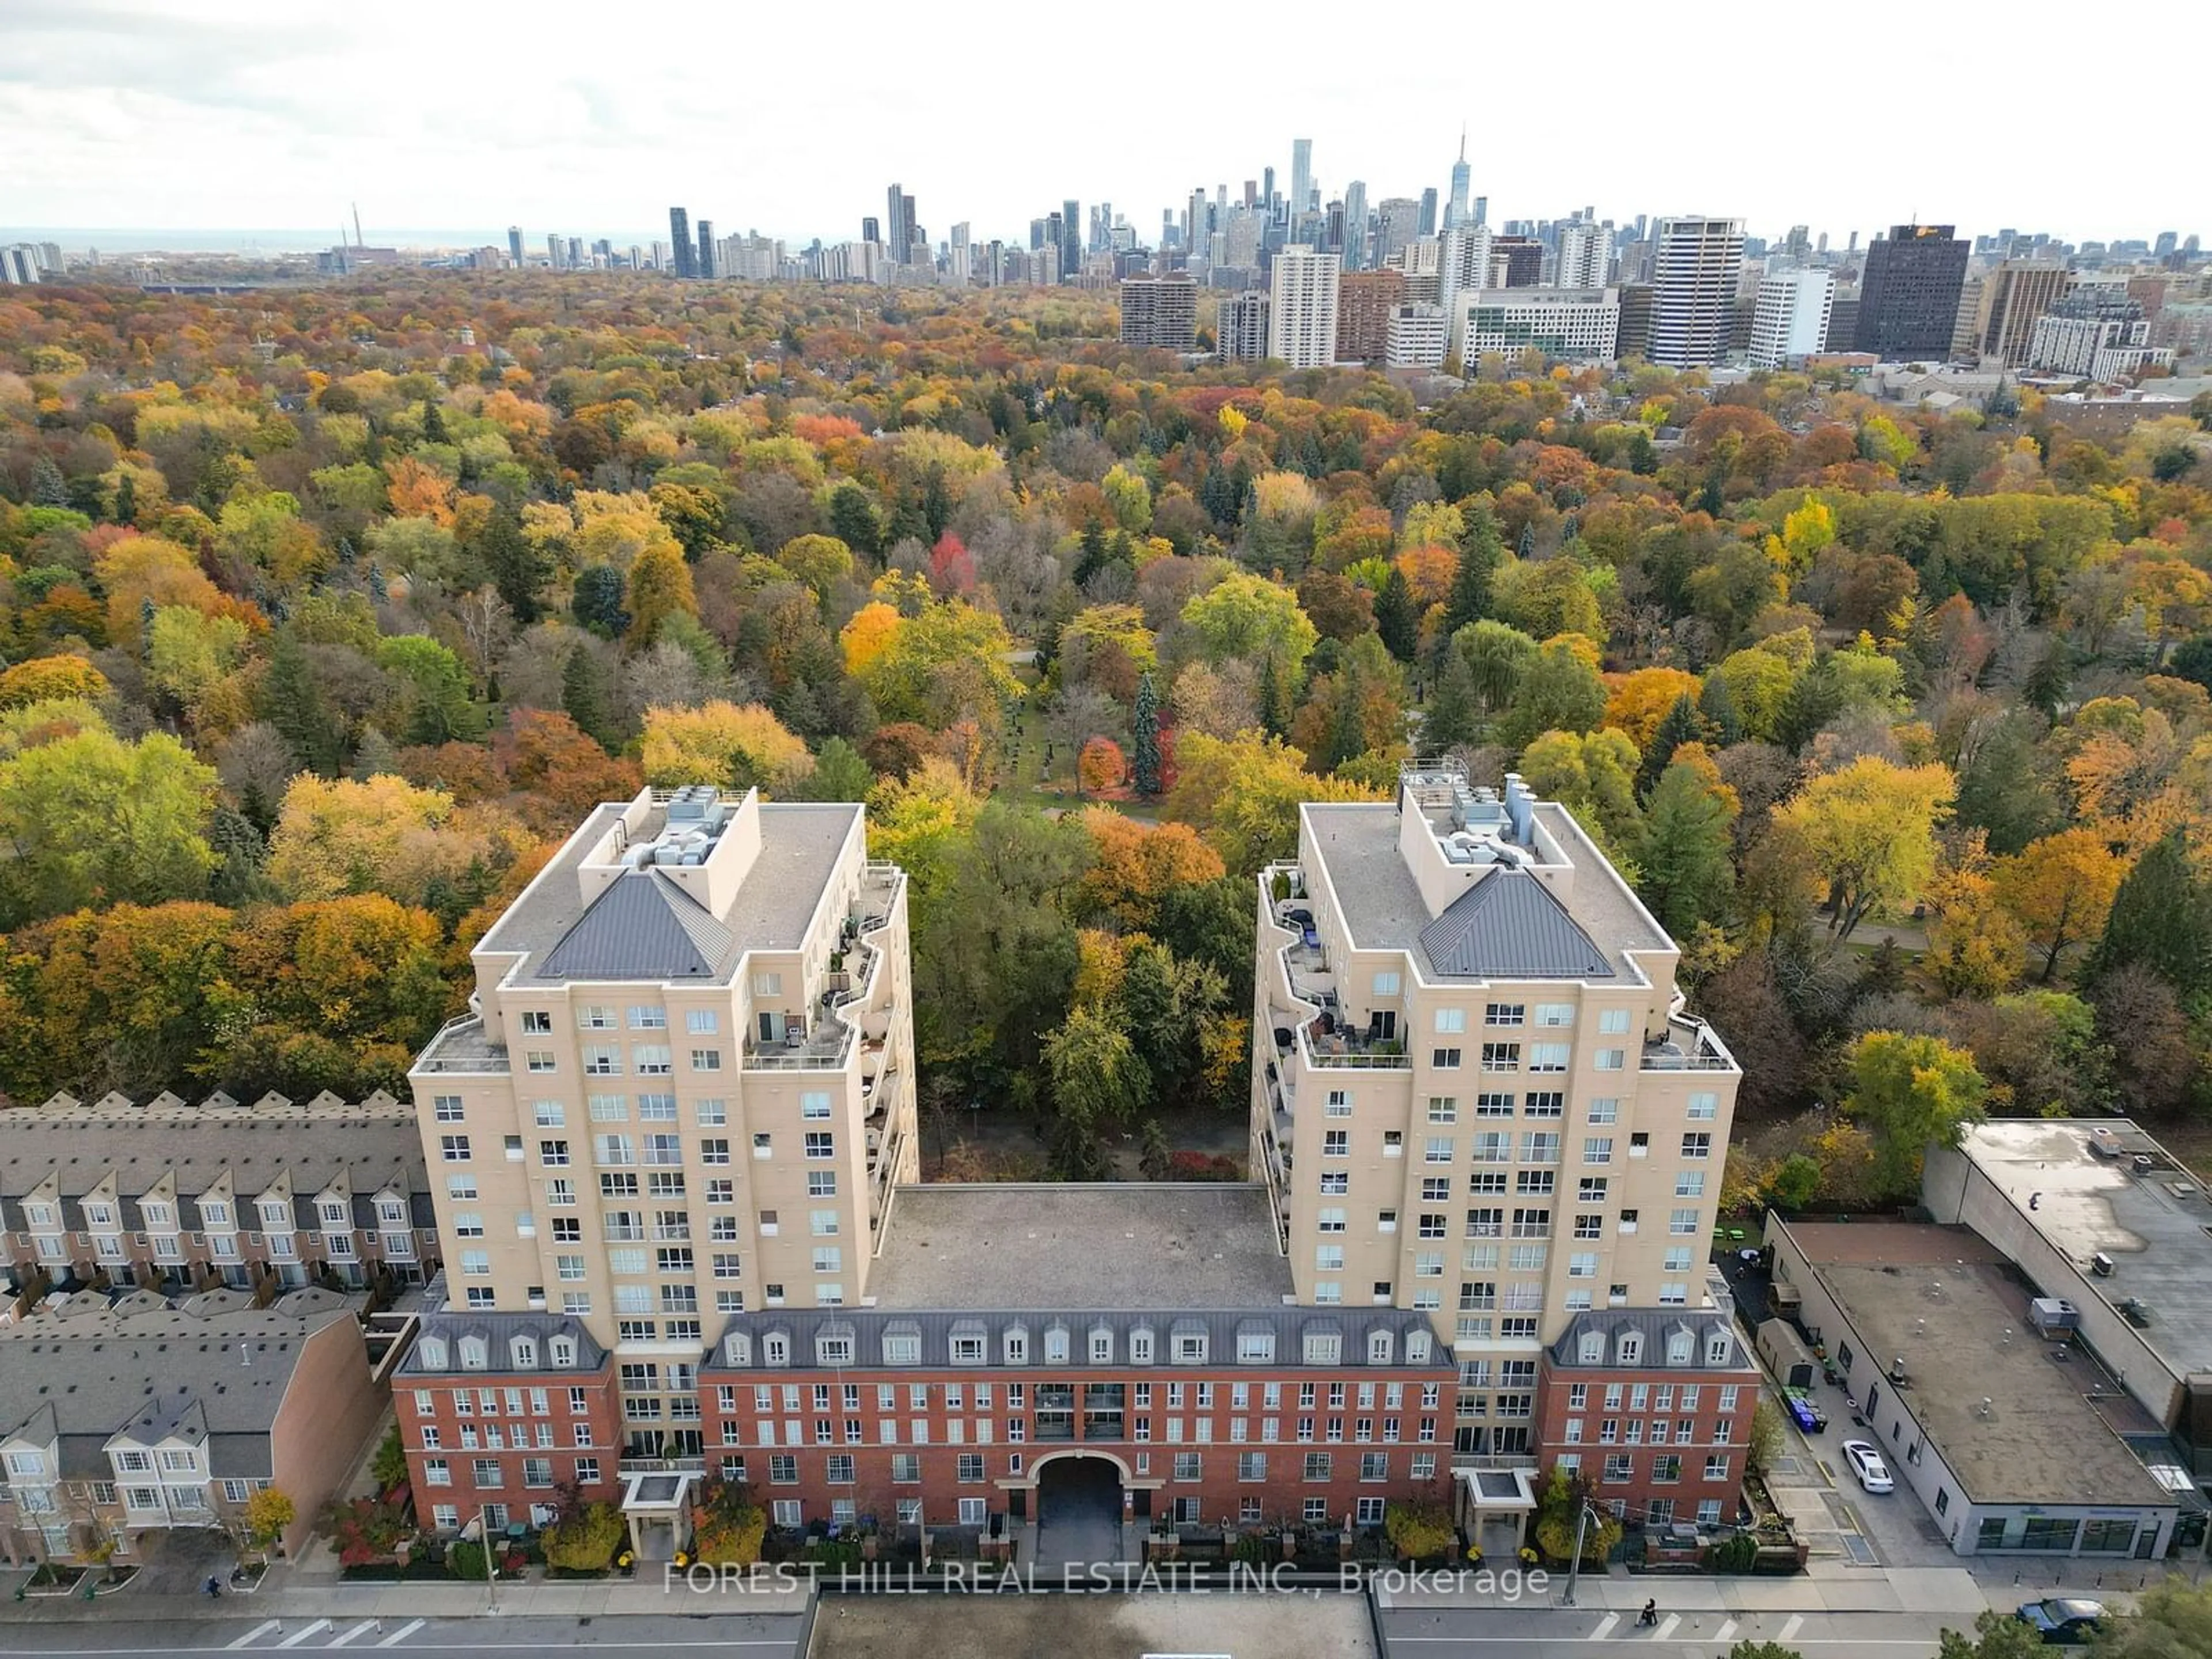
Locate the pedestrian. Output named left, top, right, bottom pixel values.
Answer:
left=203, top=1574, right=221, bottom=1599
left=1641, top=1598, right=1658, bottom=1627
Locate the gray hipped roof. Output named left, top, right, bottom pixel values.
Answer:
left=1417, top=868, right=1615, bottom=980
left=539, top=870, right=735, bottom=980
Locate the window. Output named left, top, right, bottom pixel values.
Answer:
left=1427, top=1096, right=1457, bottom=1124
left=1302, top=1452, right=1331, bottom=1481
left=434, top=1095, right=465, bottom=1122
left=1687, top=1091, right=1718, bottom=1121
left=1323, top=1130, right=1349, bottom=1157
left=1676, top=1171, right=1706, bottom=1198
left=1424, top=1137, right=1453, bottom=1164
left=804, top=1132, right=835, bottom=1159
left=1597, top=1007, right=1630, bottom=1035
left=1534, top=1003, right=1574, bottom=1028
left=1522, top=1092, right=1564, bottom=1119
left=686, top=1009, right=719, bottom=1035
left=1361, top=1452, right=1388, bottom=1482
left=1479, top=1043, right=1518, bottom=1072
left=1372, top=971, right=1401, bottom=997
left=1584, top=1137, right=1613, bottom=1165
left=1435, top=1008, right=1467, bottom=1033
left=1529, top=1043, right=1570, bottom=1073
left=440, top=1134, right=471, bottom=1163
left=956, top=1453, right=985, bottom=1482
left=582, top=1046, right=621, bottom=1075
left=1669, top=1208, right=1701, bottom=1236
left=752, top=972, right=783, bottom=997
left=1432, top=1048, right=1461, bottom=1069
left=1595, top=1050, right=1625, bottom=1071
left=800, top=1091, right=832, bottom=1120
left=1175, top=1330, right=1208, bottom=1363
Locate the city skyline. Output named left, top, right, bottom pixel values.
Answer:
left=4, top=0, right=2200, bottom=249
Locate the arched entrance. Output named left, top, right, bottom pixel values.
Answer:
left=1033, top=1453, right=1125, bottom=1570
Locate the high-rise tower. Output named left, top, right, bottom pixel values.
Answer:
left=1853, top=224, right=1969, bottom=361
left=1445, top=130, right=1471, bottom=230
left=668, top=207, right=695, bottom=279
left=1290, top=139, right=1312, bottom=221
left=1648, top=215, right=1744, bottom=368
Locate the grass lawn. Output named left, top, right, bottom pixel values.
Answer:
left=990, top=688, right=1162, bottom=820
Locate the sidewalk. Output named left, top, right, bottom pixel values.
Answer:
left=1374, top=1558, right=2155, bottom=1620
left=0, top=1558, right=812, bottom=1626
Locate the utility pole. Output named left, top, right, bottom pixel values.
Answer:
left=479, top=1506, right=499, bottom=1616
left=1560, top=1501, right=1597, bottom=1605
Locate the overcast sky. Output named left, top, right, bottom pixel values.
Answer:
left=2, top=0, right=2196, bottom=249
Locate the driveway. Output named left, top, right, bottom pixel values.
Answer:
left=1034, top=1457, right=1123, bottom=1571
left=127, top=1525, right=241, bottom=1596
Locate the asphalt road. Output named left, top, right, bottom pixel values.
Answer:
left=0, top=1615, right=805, bottom=1659
left=1381, top=1605, right=1955, bottom=1656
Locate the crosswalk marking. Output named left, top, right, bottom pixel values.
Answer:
left=326, top=1622, right=377, bottom=1647
left=1651, top=1615, right=1680, bottom=1640
left=1716, top=1619, right=1738, bottom=1642
left=1591, top=1612, right=1619, bottom=1639
left=226, top=1623, right=282, bottom=1650
left=277, top=1621, right=331, bottom=1648
left=376, top=1620, right=425, bottom=1649
left=1781, top=1615, right=1806, bottom=1642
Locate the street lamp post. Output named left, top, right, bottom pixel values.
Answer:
left=478, top=1505, right=499, bottom=1616
left=1560, top=1501, right=1600, bottom=1606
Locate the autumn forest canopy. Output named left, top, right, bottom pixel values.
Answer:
left=2, top=271, right=2210, bottom=1191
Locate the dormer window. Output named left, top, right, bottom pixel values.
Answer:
left=1128, top=1327, right=1154, bottom=1365
left=549, top=1336, right=577, bottom=1368
left=817, top=1334, right=855, bottom=1366
left=458, top=1336, right=488, bottom=1371
left=763, top=1332, right=790, bottom=1367
left=1666, top=1329, right=1693, bottom=1366
left=1003, top=1326, right=1029, bottom=1365
left=1577, top=1330, right=1604, bottom=1364
left=725, top=1333, right=752, bottom=1366
left=1367, top=1330, right=1393, bottom=1365
left=418, top=1337, right=449, bottom=1370
left=1616, top=1333, right=1643, bottom=1366
left=1089, top=1326, right=1113, bottom=1365
left=1705, top=1331, right=1732, bottom=1365
left=1044, top=1325, right=1070, bottom=1365
left=1407, top=1330, right=1433, bottom=1363
left=510, top=1335, right=539, bottom=1370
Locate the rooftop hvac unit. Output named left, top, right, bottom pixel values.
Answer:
left=2090, top=1252, right=2116, bottom=1277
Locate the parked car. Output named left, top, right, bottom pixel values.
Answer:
left=1785, top=1390, right=1827, bottom=1433
left=1840, top=1439, right=1893, bottom=1493
left=2016, top=1598, right=2105, bottom=1643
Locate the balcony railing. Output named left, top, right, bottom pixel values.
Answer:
left=414, top=1014, right=514, bottom=1075
left=1641, top=1016, right=1737, bottom=1071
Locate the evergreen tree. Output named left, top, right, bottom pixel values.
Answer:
left=1325, top=661, right=1369, bottom=772
left=571, top=564, right=627, bottom=634
left=1374, top=567, right=1419, bottom=662
left=1636, top=759, right=1737, bottom=937
left=561, top=644, right=618, bottom=752
left=1638, top=694, right=1705, bottom=798
left=112, top=472, right=137, bottom=527
left=1697, top=671, right=1742, bottom=744
left=1445, top=506, right=1503, bottom=634
left=1257, top=652, right=1289, bottom=740
left=1421, top=649, right=1484, bottom=752
left=1516, top=520, right=1537, bottom=559
left=1131, top=670, right=1164, bottom=796
left=421, top=399, right=450, bottom=445
left=350, top=724, right=400, bottom=780
left=206, top=805, right=269, bottom=907
left=478, top=508, right=546, bottom=622
left=262, top=631, right=345, bottom=777
left=28, top=456, right=68, bottom=507
left=1697, top=472, right=1724, bottom=517
left=826, top=483, right=882, bottom=559
left=366, top=563, right=389, bottom=604
left=335, top=533, right=356, bottom=567
left=2090, top=829, right=2212, bottom=994
left=1073, top=521, right=1110, bottom=586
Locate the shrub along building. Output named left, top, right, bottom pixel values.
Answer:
left=398, top=784, right=1460, bottom=1559
left=1252, top=762, right=1755, bottom=1537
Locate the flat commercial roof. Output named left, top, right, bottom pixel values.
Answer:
left=868, top=1184, right=1293, bottom=1312
left=1953, top=1119, right=2212, bottom=1381
left=1790, top=1222, right=2170, bottom=1510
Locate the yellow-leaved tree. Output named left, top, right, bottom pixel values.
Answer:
left=639, top=702, right=812, bottom=793
left=1768, top=756, right=1956, bottom=942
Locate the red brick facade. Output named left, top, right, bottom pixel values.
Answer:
left=1531, top=1357, right=1759, bottom=1527
left=396, top=1368, right=623, bottom=1526
left=698, top=1363, right=1455, bottom=1531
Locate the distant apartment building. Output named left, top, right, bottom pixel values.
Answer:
left=1748, top=268, right=1835, bottom=369
left=2028, top=293, right=2175, bottom=379
left=0, top=1090, right=436, bottom=1296
left=0, top=1287, right=381, bottom=1566
left=1648, top=217, right=1745, bottom=368
left=1615, top=284, right=1656, bottom=361
left=1336, top=268, right=1406, bottom=366
left=1118, top=273, right=1199, bottom=351
left=1218, top=291, right=1272, bottom=361
left=1252, top=764, right=1751, bottom=1523
left=1268, top=248, right=1341, bottom=369
left=668, top=209, right=695, bottom=279
left=1384, top=304, right=1449, bottom=370
left=1452, top=289, right=1621, bottom=366
left=1853, top=224, right=1969, bottom=360
left=1969, top=262, right=2073, bottom=366
left=1488, top=236, right=1544, bottom=289
left=1374, top=199, right=1422, bottom=270
left=1555, top=222, right=1610, bottom=290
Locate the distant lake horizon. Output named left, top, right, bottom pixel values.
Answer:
left=3, top=228, right=674, bottom=256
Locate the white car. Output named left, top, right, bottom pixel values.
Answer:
left=1842, top=1439, right=1893, bottom=1494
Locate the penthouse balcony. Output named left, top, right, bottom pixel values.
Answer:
left=414, top=1014, right=512, bottom=1076
left=1640, top=1014, right=1737, bottom=1073
left=743, top=865, right=904, bottom=1074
